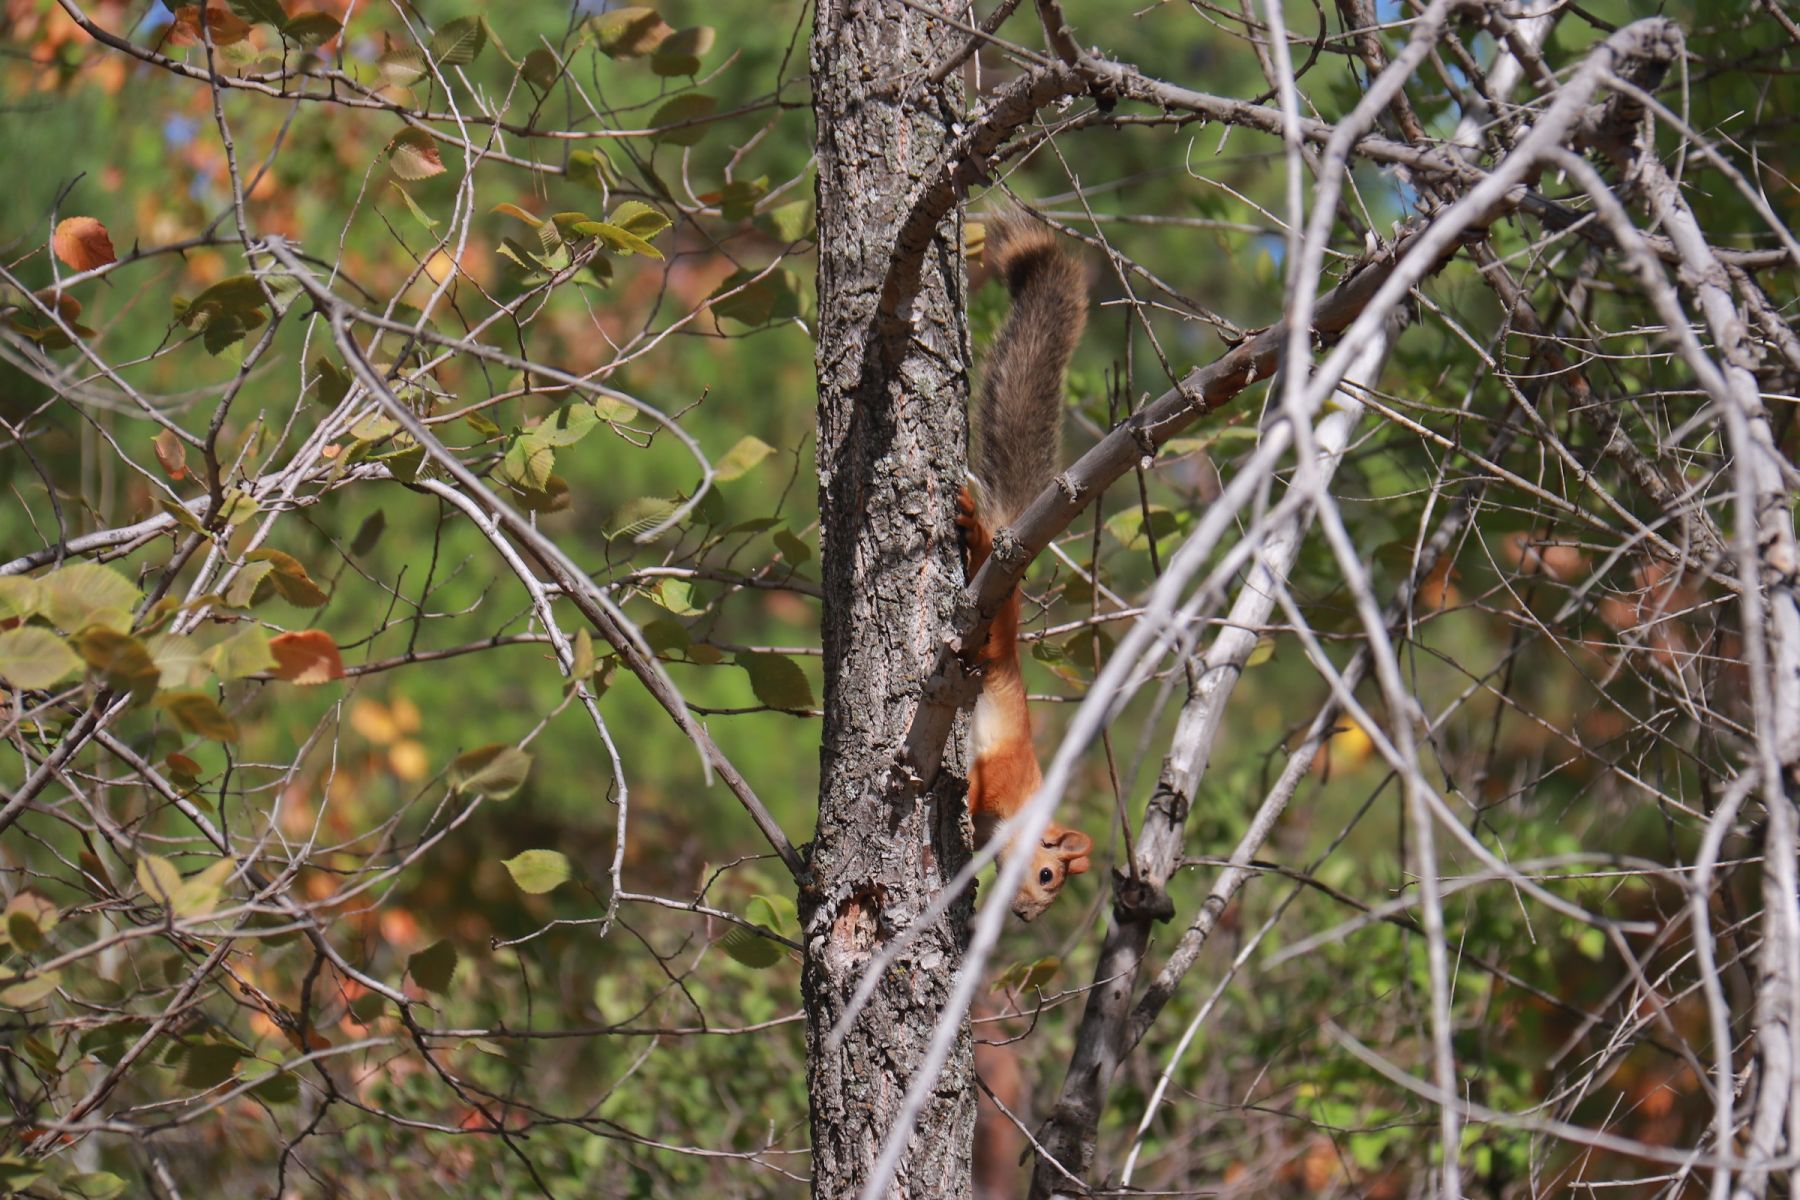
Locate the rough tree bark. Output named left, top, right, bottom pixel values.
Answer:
left=802, top=3, right=977, bottom=1197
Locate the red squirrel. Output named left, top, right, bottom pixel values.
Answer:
left=959, top=214, right=1094, bottom=922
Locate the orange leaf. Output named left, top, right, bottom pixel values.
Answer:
left=52, top=217, right=116, bottom=271
left=166, top=6, right=253, bottom=46
left=269, top=630, right=345, bottom=684
left=153, top=429, right=188, bottom=480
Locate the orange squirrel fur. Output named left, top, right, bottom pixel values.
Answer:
left=960, top=214, right=1093, bottom=922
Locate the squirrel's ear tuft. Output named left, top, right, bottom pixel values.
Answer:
left=1047, top=829, right=1093, bottom=876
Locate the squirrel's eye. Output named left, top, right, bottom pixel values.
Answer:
left=1038, top=868, right=1054, bottom=886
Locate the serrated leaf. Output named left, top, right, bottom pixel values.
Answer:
left=39, top=562, right=141, bottom=633
left=738, top=652, right=813, bottom=710
left=499, top=432, right=555, bottom=491
left=226, top=0, right=286, bottom=27
left=451, top=744, right=532, bottom=799
left=312, top=356, right=351, bottom=408
left=281, top=11, right=340, bottom=46
left=709, top=268, right=800, bottom=326
left=570, top=220, right=663, bottom=260
left=713, top=435, right=775, bottom=482
left=655, top=579, right=701, bottom=616
left=378, top=38, right=426, bottom=86
left=650, top=24, right=713, bottom=75
left=429, top=14, right=486, bottom=64
left=136, top=853, right=182, bottom=904
left=720, top=926, right=783, bottom=968
left=527, top=403, right=599, bottom=448
left=0, top=627, right=81, bottom=690
left=208, top=626, right=277, bottom=680
left=408, top=939, right=457, bottom=993
left=491, top=201, right=542, bottom=226
left=75, top=626, right=161, bottom=702
left=268, top=630, right=344, bottom=684
left=159, top=691, right=238, bottom=741
left=247, top=550, right=329, bottom=607
left=224, top=559, right=275, bottom=608
left=503, top=849, right=572, bottom=894
left=591, top=5, right=670, bottom=56
left=609, top=496, right=680, bottom=540
left=388, top=127, right=445, bottom=181
left=650, top=93, right=716, bottom=145
left=609, top=200, right=671, bottom=238
left=53, top=216, right=116, bottom=271
left=0, top=971, right=60, bottom=1008
left=146, top=634, right=211, bottom=689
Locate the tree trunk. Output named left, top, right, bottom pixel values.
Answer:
left=803, top=2, right=976, bottom=1198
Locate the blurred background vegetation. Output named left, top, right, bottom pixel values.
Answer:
left=2, top=0, right=1795, bottom=1195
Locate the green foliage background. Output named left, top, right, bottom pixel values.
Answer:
left=1, top=0, right=1795, bottom=1195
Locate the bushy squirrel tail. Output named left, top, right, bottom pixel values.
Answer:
left=974, top=214, right=1088, bottom=528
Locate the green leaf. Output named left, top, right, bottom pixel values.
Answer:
left=745, top=892, right=798, bottom=937
left=528, top=403, right=599, bottom=448
left=180, top=1042, right=245, bottom=1089
left=609, top=496, right=680, bottom=540
left=590, top=5, right=671, bottom=57
left=450, top=744, right=533, bottom=799
left=521, top=47, right=560, bottom=92
left=4, top=893, right=57, bottom=953
left=171, top=856, right=235, bottom=919
left=429, top=15, right=487, bottom=65
left=650, top=93, right=717, bottom=146
left=351, top=510, right=386, bottom=555
left=378, top=39, right=426, bottom=86
left=75, top=626, right=161, bottom=702
left=226, top=0, right=286, bottom=27
left=717, top=175, right=768, bottom=221
left=654, top=579, right=701, bottom=616
left=0, top=626, right=81, bottom=689
left=38, top=562, right=141, bottom=633
left=281, top=11, right=340, bottom=46
left=503, top=849, right=573, bottom=894
left=246, top=1065, right=300, bottom=1104
left=650, top=25, right=714, bottom=76
left=772, top=528, right=811, bottom=566
left=713, top=435, right=775, bottom=482
left=499, top=433, right=554, bottom=491
left=390, top=181, right=439, bottom=232
left=0, top=972, right=59, bottom=1008
left=1244, top=636, right=1276, bottom=667
left=757, top=199, right=812, bottom=243
left=737, top=652, right=814, bottom=709
left=1104, top=504, right=1179, bottom=549
left=570, top=220, right=664, bottom=260
left=224, top=559, right=275, bottom=608
left=0, top=576, right=38, bottom=621
left=312, top=356, right=351, bottom=407
left=571, top=628, right=596, bottom=683
left=247, top=550, right=329, bottom=607
left=609, top=200, right=671, bottom=238
left=147, top=634, right=211, bottom=689
left=408, top=939, right=457, bottom=993
left=491, top=201, right=542, bottom=227
left=136, top=853, right=182, bottom=904
left=709, top=268, right=801, bottom=326
left=720, top=926, right=783, bottom=968
left=158, top=690, right=239, bottom=742
left=388, top=127, right=446, bottom=181
left=208, top=626, right=276, bottom=681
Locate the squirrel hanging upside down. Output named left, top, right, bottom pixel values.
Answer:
left=959, top=214, right=1094, bottom=922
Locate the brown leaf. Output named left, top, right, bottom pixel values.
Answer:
left=166, top=6, right=253, bottom=46
left=153, top=429, right=188, bottom=480
left=388, top=128, right=445, bottom=181
left=52, top=217, right=116, bottom=272
left=269, top=630, right=345, bottom=684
